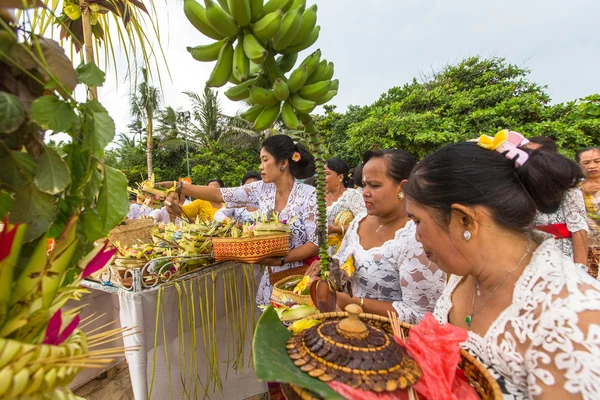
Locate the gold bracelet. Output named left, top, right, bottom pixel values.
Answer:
left=341, top=226, right=345, bottom=236
left=360, top=297, right=364, bottom=308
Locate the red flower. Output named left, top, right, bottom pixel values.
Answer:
left=44, top=309, right=80, bottom=346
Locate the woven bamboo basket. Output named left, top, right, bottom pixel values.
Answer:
left=284, top=311, right=503, bottom=400
left=108, top=219, right=154, bottom=247
left=272, top=275, right=314, bottom=307
left=0, top=329, right=87, bottom=398
left=212, top=233, right=289, bottom=264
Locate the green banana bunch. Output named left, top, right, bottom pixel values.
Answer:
left=187, top=39, right=228, bottom=61
left=272, top=78, right=290, bottom=101
left=287, top=64, right=308, bottom=93
left=288, top=0, right=306, bottom=11
left=315, top=89, right=337, bottom=105
left=184, top=0, right=225, bottom=40
left=288, top=4, right=316, bottom=46
left=298, top=80, right=330, bottom=101
left=262, top=0, right=292, bottom=15
left=205, top=0, right=239, bottom=38
left=289, top=93, right=315, bottom=114
left=250, top=0, right=263, bottom=21
left=206, top=41, right=234, bottom=87
left=243, top=32, right=268, bottom=64
left=240, top=104, right=265, bottom=122
left=276, top=53, right=297, bottom=73
left=271, top=6, right=303, bottom=51
left=224, top=78, right=256, bottom=101
left=232, top=39, right=250, bottom=81
left=227, top=0, right=251, bottom=27
left=253, top=103, right=281, bottom=130
left=300, top=49, right=321, bottom=76
left=284, top=25, right=319, bottom=54
left=249, top=85, right=279, bottom=106
left=330, top=79, right=339, bottom=91
left=281, top=101, right=301, bottom=129
left=305, top=59, right=326, bottom=85
left=217, top=0, right=230, bottom=13
left=252, top=10, right=283, bottom=42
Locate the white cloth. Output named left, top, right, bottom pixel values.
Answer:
left=149, top=207, right=182, bottom=226
left=326, top=189, right=366, bottom=256
left=127, top=203, right=153, bottom=220
left=213, top=207, right=257, bottom=224
left=334, top=212, right=446, bottom=323
left=434, top=238, right=600, bottom=398
left=534, top=188, right=589, bottom=259
left=221, top=181, right=318, bottom=306
left=118, top=263, right=266, bottom=400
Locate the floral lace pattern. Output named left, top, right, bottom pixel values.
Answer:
left=534, top=188, right=589, bottom=259
left=213, top=207, right=256, bottom=224
left=327, top=188, right=366, bottom=256
left=434, top=238, right=600, bottom=398
left=221, top=181, right=318, bottom=306
left=334, top=212, right=446, bottom=324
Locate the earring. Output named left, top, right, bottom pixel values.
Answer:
left=463, top=230, right=471, bottom=241
left=397, top=192, right=404, bottom=200
left=339, top=177, right=343, bottom=182
left=279, top=165, right=285, bottom=172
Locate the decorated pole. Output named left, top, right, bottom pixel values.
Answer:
left=183, top=0, right=338, bottom=310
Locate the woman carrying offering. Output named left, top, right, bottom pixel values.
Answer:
left=404, top=130, right=600, bottom=398
left=577, top=146, right=600, bottom=277
left=332, top=149, right=446, bottom=323
left=325, top=158, right=365, bottom=256
left=163, top=135, right=319, bottom=306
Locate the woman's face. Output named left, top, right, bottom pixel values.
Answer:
left=405, top=198, right=469, bottom=275
left=579, top=149, right=600, bottom=179
left=324, top=165, right=343, bottom=192
left=259, top=148, right=284, bottom=183
left=361, top=157, right=402, bottom=217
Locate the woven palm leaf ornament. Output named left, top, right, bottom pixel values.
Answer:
left=183, top=0, right=338, bottom=311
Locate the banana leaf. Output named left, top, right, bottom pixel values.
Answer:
left=252, top=306, right=343, bottom=400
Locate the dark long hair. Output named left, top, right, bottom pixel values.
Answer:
left=261, top=135, right=315, bottom=179
left=326, top=158, right=350, bottom=187
left=363, top=149, right=416, bottom=183
left=405, top=142, right=582, bottom=231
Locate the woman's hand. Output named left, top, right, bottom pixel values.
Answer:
left=336, top=292, right=352, bottom=310
left=305, top=260, right=321, bottom=280
left=328, top=224, right=341, bottom=235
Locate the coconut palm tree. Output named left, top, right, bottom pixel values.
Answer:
left=130, top=67, right=161, bottom=179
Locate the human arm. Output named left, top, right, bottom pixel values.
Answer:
left=572, top=230, right=588, bottom=266
left=563, top=189, right=590, bottom=265
left=336, top=292, right=396, bottom=316
left=259, top=242, right=319, bottom=266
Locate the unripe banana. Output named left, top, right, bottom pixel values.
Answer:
left=206, top=41, right=234, bottom=87
left=217, top=0, right=230, bottom=13
left=250, top=0, right=263, bottom=21
left=249, top=85, right=279, bottom=106
left=289, top=4, right=316, bottom=46
left=187, top=39, right=227, bottom=61
left=252, top=10, right=283, bottom=42
left=244, top=97, right=257, bottom=106
left=281, top=101, right=301, bottom=129
left=284, top=25, right=319, bottom=54
left=253, top=103, right=281, bottom=130
left=249, top=61, right=262, bottom=75
left=315, top=89, right=337, bottom=105
left=273, top=78, right=290, bottom=101
left=183, top=0, right=225, bottom=40
left=299, top=49, right=321, bottom=76
left=321, top=61, right=334, bottom=81
left=298, top=80, right=330, bottom=101
left=233, top=39, right=250, bottom=81
left=227, top=0, right=251, bottom=26
left=205, top=0, right=239, bottom=38
left=243, top=33, right=268, bottom=64
left=272, top=6, right=303, bottom=51
left=305, top=59, right=327, bottom=85
left=229, top=74, right=241, bottom=84
left=276, top=52, right=298, bottom=73
left=224, top=78, right=256, bottom=101
left=289, top=0, right=306, bottom=11
left=289, top=93, right=316, bottom=113
left=287, top=64, right=308, bottom=93
left=330, top=79, right=339, bottom=91
left=263, top=0, right=293, bottom=16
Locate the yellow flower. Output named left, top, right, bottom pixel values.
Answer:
left=477, top=129, right=508, bottom=150
left=293, top=275, right=312, bottom=294
left=290, top=318, right=321, bottom=334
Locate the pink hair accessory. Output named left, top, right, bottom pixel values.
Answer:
left=477, top=129, right=530, bottom=168
left=291, top=151, right=301, bottom=162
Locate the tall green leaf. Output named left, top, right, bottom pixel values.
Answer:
left=34, top=147, right=70, bottom=194
left=30, top=95, right=77, bottom=133
left=10, top=183, right=57, bottom=242
left=96, top=165, right=129, bottom=234
left=76, top=62, right=106, bottom=87
left=0, top=92, right=25, bottom=133
left=83, top=100, right=116, bottom=155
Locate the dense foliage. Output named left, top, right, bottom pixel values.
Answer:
left=316, top=57, right=600, bottom=166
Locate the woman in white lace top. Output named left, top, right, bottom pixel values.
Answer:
left=169, top=136, right=319, bottom=306
left=331, top=149, right=445, bottom=323
left=404, top=132, right=600, bottom=398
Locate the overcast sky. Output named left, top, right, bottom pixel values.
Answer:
left=92, top=0, right=600, bottom=139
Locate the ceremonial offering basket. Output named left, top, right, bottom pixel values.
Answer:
left=108, top=219, right=154, bottom=247
left=272, top=275, right=314, bottom=307
left=212, top=233, right=289, bottom=264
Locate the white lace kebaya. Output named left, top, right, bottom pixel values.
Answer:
left=334, top=212, right=446, bottom=324
left=434, top=237, right=600, bottom=399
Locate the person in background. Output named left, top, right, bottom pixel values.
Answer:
left=159, top=135, right=319, bottom=306
left=352, top=163, right=364, bottom=192
left=149, top=191, right=185, bottom=226
left=325, top=158, right=366, bottom=256
left=525, top=136, right=589, bottom=265
left=126, top=194, right=153, bottom=219
left=327, top=149, right=445, bottom=323
left=157, top=179, right=225, bottom=221
left=577, top=146, right=600, bottom=277
left=405, top=132, right=600, bottom=397
left=214, top=171, right=261, bottom=224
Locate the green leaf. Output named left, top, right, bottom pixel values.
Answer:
left=34, top=147, right=70, bottom=194
left=84, top=168, right=103, bottom=206
left=82, top=100, right=115, bottom=154
left=0, top=92, right=25, bottom=133
left=0, top=149, right=35, bottom=189
left=0, top=191, right=13, bottom=217
left=96, top=165, right=129, bottom=234
left=10, top=183, right=57, bottom=242
left=76, top=62, right=106, bottom=87
left=80, top=209, right=104, bottom=243
left=252, top=306, right=343, bottom=400
left=30, top=96, right=77, bottom=133
left=36, top=37, right=78, bottom=92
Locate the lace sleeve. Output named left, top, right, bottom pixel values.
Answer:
left=220, top=181, right=262, bottom=209
left=213, top=207, right=234, bottom=222
left=333, top=214, right=362, bottom=264
left=392, top=241, right=446, bottom=324
left=347, top=189, right=366, bottom=218
left=303, top=189, right=319, bottom=246
left=523, top=282, right=600, bottom=398
left=563, top=188, right=589, bottom=233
